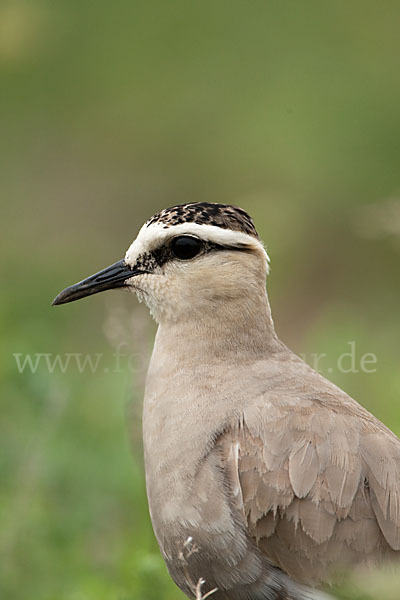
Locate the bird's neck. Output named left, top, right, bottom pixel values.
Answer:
left=152, top=290, right=282, bottom=366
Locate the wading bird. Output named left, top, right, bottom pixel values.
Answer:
left=53, top=203, right=400, bottom=599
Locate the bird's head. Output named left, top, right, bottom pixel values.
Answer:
left=52, top=202, right=270, bottom=323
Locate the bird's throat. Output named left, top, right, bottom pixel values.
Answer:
left=152, top=292, right=281, bottom=370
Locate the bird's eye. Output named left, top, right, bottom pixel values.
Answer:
left=171, top=236, right=203, bottom=260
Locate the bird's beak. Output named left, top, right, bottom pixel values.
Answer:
left=52, top=259, right=141, bottom=306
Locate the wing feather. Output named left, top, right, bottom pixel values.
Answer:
left=289, top=440, right=319, bottom=497
left=220, top=398, right=400, bottom=585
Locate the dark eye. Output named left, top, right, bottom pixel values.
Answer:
left=171, top=236, right=203, bottom=260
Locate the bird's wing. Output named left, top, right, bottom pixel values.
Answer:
left=219, top=393, right=400, bottom=585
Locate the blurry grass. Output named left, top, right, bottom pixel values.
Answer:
left=1, top=339, right=185, bottom=600
left=0, top=266, right=184, bottom=600
left=1, top=1, right=400, bottom=599
left=333, top=566, right=400, bottom=600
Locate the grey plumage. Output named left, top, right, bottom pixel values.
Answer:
left=53, top=203, right=400, bottom=600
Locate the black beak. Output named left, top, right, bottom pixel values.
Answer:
left=52, top=259, right=141, bottom=306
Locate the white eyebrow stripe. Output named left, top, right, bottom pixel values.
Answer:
left=125, top=221, right=270, bottom=269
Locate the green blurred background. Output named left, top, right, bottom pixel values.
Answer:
left=1, top=1, right=400, bottom=599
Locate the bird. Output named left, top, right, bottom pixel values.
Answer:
left=53, top=202, right=400, bottom=600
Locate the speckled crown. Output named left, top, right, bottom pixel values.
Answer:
left=145, top=202, right=259, bottom=238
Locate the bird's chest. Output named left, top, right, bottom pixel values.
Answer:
left=142, top=383, right=216, bottom=529
left=142, top=387, right=251, bottom=598
left=142, top=365, right=241, bottom=549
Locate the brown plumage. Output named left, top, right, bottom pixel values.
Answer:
left=53, top=203, right=400, bottom=599
left=218, top=356, right=400, bottom=588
